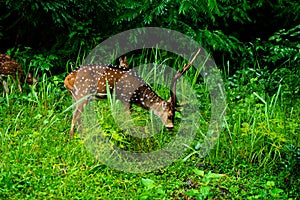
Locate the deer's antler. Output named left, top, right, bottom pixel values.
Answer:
left=169, top=49, right=201, bottom=109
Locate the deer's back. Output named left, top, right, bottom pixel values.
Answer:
left=0, top=54, right=24, bottom=77
left=64, top=64, right=146, bottom=100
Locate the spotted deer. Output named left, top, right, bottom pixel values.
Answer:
left=65, top=51, right=200, bottom=137
left=0, top=54, right=36, bottom=96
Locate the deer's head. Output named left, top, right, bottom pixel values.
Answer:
left=151, top=98, right=176, bottom=129
left=158, top=49, right=201, bottom=129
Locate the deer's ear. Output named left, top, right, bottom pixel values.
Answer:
left=162, top=102, right=167, bottom=109
left=167, top=97, right=172, bottom=103
left=34, top=74, right=39, bottom=83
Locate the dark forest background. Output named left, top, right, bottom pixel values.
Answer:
left=1, top=0, right=299, bottom=73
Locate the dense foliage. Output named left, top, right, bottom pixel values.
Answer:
left=1, top=0, right=299, bottom=71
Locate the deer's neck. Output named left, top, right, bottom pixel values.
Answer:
left=132, top=85, right=165, bottom=111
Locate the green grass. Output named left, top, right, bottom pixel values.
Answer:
left=0, top=52, right=299, bottom=199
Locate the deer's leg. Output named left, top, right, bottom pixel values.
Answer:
left=70, top=98, right=88, bottom=137
left=2, top=79, right=9, bottom=97
left=122, top=102, right=133, bottom=121
left=70, top=107, right=79, bottom=137
left=70, top=103, right=82, bottom=137
left=17, top=73, right=23, bottom=92
left=11, top=75, right=22, bottom=93
left=17, top=80, right=22, bottom=93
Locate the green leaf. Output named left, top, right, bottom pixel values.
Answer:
left=185, top=189, right=200, bottom=196
left=266, top=180, right=275, bottom=188
left=200, top=186, right=211, bottom=198
left=141, top=178, right=155, bottom=190
left=269, top=188, right=284, bottom=197
left=206, top=172, right=226, bottom=179
left=193, top=169, right=205, bottom=176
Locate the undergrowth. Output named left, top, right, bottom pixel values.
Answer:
left=0, top=50, right=299, bottom=199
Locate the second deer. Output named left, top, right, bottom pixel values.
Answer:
left=0, top=54, right=36, bottom=96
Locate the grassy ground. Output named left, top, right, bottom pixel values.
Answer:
left=0, top=55, right=299, bottom=199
